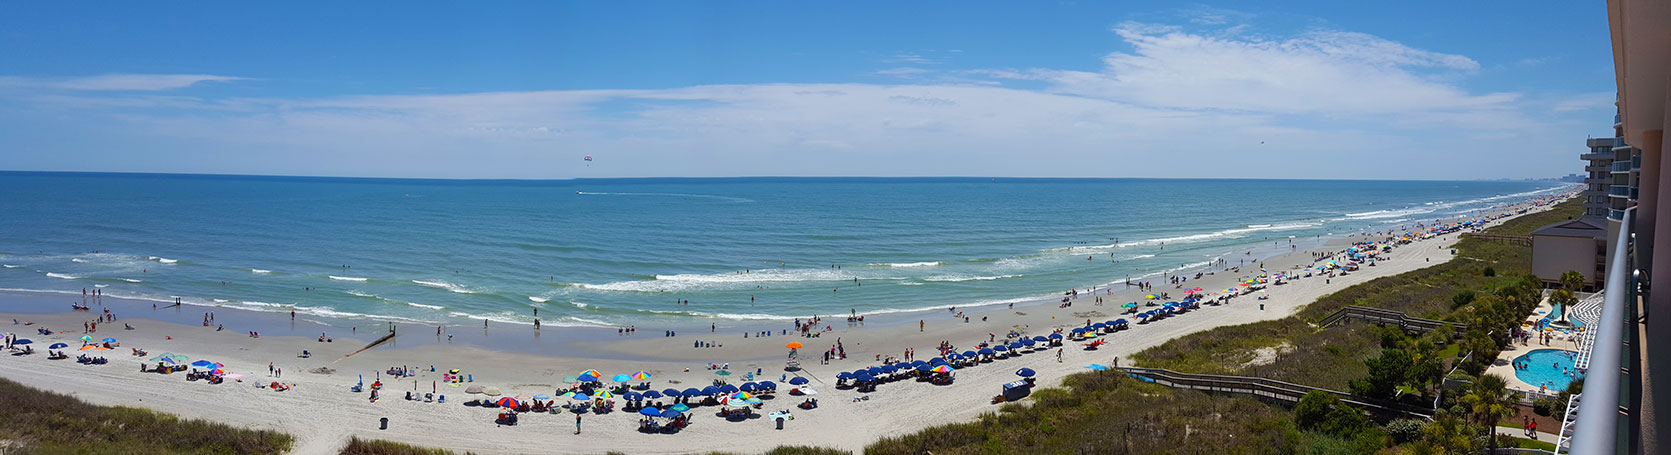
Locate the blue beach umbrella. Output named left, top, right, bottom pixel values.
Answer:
left=915, top=364, right=931, bottom=373
left=700, top=385, right=721, bottom=396
left=662, top=388, right=682, bottom=397
left=660, top=409, right=683, bottom=419
left=681, top=388, right=702, bottom=397
left=910, top=360, right=928, bottom=367
left=1021, top=338, right=1035, bottom=346
left=993, top=345, right=1008, bottom=352
left=612, top=374, right=632, bottom=383
left=740, top=382, right=758, bottom=391
left=567, top=392, right=591, bottom=401
left=11, top=339, right=29, bottom=345
left=850, top=369, right=867, bottom=377
left=866, top=366, right=884, bottom=375
left=835, top=372, right=853, bottom=379
left=533, top=394, right=551, bottom=400
left=190, top=360, right=216, bottom=367
left=718, top=384, right=739, bottom=394
left=1007, top=342, right=1023, bottom=350
left=963, top=350, right=979, bottom=357
left=979, top=348, right=995, bottom=355
left=788, top=377, right=809, bottom=385
left=48, top=342, right=67, bottom=349
left=624, top=392, right=642, bottom=401
left=643, top=390, right=664, bottom=399
left=929, top=357, right=948, bottom=365
left=1015, top=368, right=1036, bottom=377
left=101, top=337, right=117, bottom=343
left=1031, top=336, right=1048, bottom=343
left=1091, top=322, right=1105, bottom=329
left=880, top=364, right=898, bottom=374
left=1048, top=333, right=1062, bottom=340
left=639, top=407, right=662, bottom=417
left=758, top=381, right=777, bottom=390
left=578, top=373, right=599, bottom=382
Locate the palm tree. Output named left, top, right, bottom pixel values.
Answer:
left=1462, top=374, right=1517, bottom=454
left=1556, top=270, right=1587, bottom=323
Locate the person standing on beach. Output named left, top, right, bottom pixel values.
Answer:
left=919, top=320, right=924, bottom=332
left=574, top=413, right=582, bottom=434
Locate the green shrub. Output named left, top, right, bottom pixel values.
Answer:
left=1532, top=398, right=1558, bottom=416
left=1483, top=267, right=1496, bottom=277
left=1451, top=290, right=1476, bottom=309
left=1384, top=418, right=1427, bottom=444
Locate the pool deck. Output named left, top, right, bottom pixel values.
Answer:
left=1486, top=292, right=1586, bottom=398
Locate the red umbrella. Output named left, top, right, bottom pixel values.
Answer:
left=495, top=397, right=520, bottom=408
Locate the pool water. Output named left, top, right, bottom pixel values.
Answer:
left=1512, top=349, right=1582, bottom=392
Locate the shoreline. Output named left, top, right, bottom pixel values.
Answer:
left=0, top=195, right=1570, bottom=454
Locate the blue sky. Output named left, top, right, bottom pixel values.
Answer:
left=0, top=1, right=1617, bottom=179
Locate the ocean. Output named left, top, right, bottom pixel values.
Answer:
left=0, top=172, right=1569, bottom=329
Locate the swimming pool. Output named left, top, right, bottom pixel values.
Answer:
left=1512, top=348, right=1582, bottom=392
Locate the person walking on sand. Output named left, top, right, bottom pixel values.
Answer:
left=574, top=413, right=582, bottom=434
left=1057, top=348, right=1063, bottom=362
left=919, top=320, right=924, bottom=332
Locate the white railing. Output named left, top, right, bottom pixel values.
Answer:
left=1561, top=208, right=1631, bottom=455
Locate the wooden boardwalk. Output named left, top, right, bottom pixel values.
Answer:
left=1117, top=367, right=1435, bottom=420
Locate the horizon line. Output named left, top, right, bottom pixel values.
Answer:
left=0, top=169, right=1571, bottom=184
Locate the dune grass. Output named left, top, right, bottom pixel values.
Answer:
left=340, top=437, right=464, bottom=455
left=0, top=377, right=292, bottom=455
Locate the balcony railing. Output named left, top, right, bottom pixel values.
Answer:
left=1582, top=152, right=1614, bottom=161
left=1611, top=161, right=1633, bottom=173
left=1610, top=186, right=1632, bottom=197
left=1608, top=208, right=1626, bottom=221
left=1561, top=207, right=1632, bottom=454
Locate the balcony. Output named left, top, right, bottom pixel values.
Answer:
left=1582, top=152, right=1614, bottom=161
left=1610, top=186, right=1632, bottom=197
left=1612, top=161, right=1633, bottom=173
left=1560, top=208, right=1633, bottom=454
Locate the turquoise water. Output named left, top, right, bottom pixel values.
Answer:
left=1514, top=348, right=1582, bottom=392
left=1539, top=304, right=1586, bottom=330
left=0, top=172, right=1568, bottom=328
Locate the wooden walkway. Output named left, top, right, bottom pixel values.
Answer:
left=1318, top=305, right=1467, bottom=333
left=1117, top=367, right=1435, bottom=420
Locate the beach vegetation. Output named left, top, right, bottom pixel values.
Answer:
left=0, top=377, right=292, bottom=455
left=339, top=437, right=463, bottom=455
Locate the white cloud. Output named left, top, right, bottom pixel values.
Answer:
left=0, top=74, right=247, bottom=91
left=0, top=22, right=1596, bottom=180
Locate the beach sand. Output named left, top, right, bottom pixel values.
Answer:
left=0, top=199, right=1565, bottom=454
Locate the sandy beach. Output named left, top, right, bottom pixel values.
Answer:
left=0, top=196, right=1569, bottom=454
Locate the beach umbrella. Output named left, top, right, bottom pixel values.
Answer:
left=595, top=390, right=617, bottom=399
left=624, top=392, right=641, bottom=401
left=723, top=398, right=751, bottom=409
left=963, top=350, right=979, bottom=357
left=1091, top=322, right=1106, bottom=329
left=483, top=387, right=501, bottom=396
left=730, top=391, right=754, bottom=401
left=929, top=357, right=948, bottom=365
left=993, top=345, right=1007, bottom=352
left=681, top=387, right=702, bottom=397
left=979, top=348, right=995, bottom=355
left=758, top=381, right=777, bottom=390
left=10, top=339, right=29, bottom=345
left=1021, top=338, right=1036, bottom=346
left=660, top=409, right=683, bottom=419
left=880, top=364, right=898, bottom=374
left=578, top=369, right=602, bottom=379
left=661, top=388, right=681, bottom=397
left=1084, top=364, right=1110, bottom=371
left=798, top=388, right=819, bottom=395
left=1015, top=368, right=1036, bottom=377
left=835, top=372, right=852, bottom=379
left=788, top=377, right=809, bottom=385
left=79, top=335, right=92, bottom=342
left=465, top=385, right=485, bottom=394
left=785, top=342, right=803, bottom=349
left=631, top=371, right=652, bottom=380
left=495, top=397, right=520, bottom=408
left=1122, top=302, right=1137, bottom=308
left=1032, top=336, right=1049, bottom=342
left=566, top=392, right=590, bottom=401
left=714, top=370, right=732, bottom=376
left=578, top=373, right=599, bottom=382
left=643, top=390, right=664, bottom=399
left=671, top=403, right=690, bottom=412
left=1007, top=342, right=1023, bottom=350
left=100, top=337, right=116, bottom=343
left=533, top=394, right=551, bottom=400
left=78, top=345, right=97, bottom=351
left=701, top=385, right=721, bottom=396
left=910, top=360, right=927, bottom=367
left=915, top=364, right=931, bottom=373
left=190, top=360, right=217, bottom=368
left=930, top=365, right=954, bottom=373
left=866, top=366, right=884, bottom=375
left=639, top=407, right=662, bottom=417
left=718, top=384, right=739, bottom=394
left=612, top=374, right=632, bottom=383
left=740, top=382, right=759, bottom=391
left=48, top=342, right=67, bottom=349
left=1145, top=294, right=1159, bottom=299
left=849, top=369, right=867, bottom=377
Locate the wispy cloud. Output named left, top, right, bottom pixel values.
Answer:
left=0, top=21, right=1595, bottom=180
left=0, top=74, right=248, bottom=91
